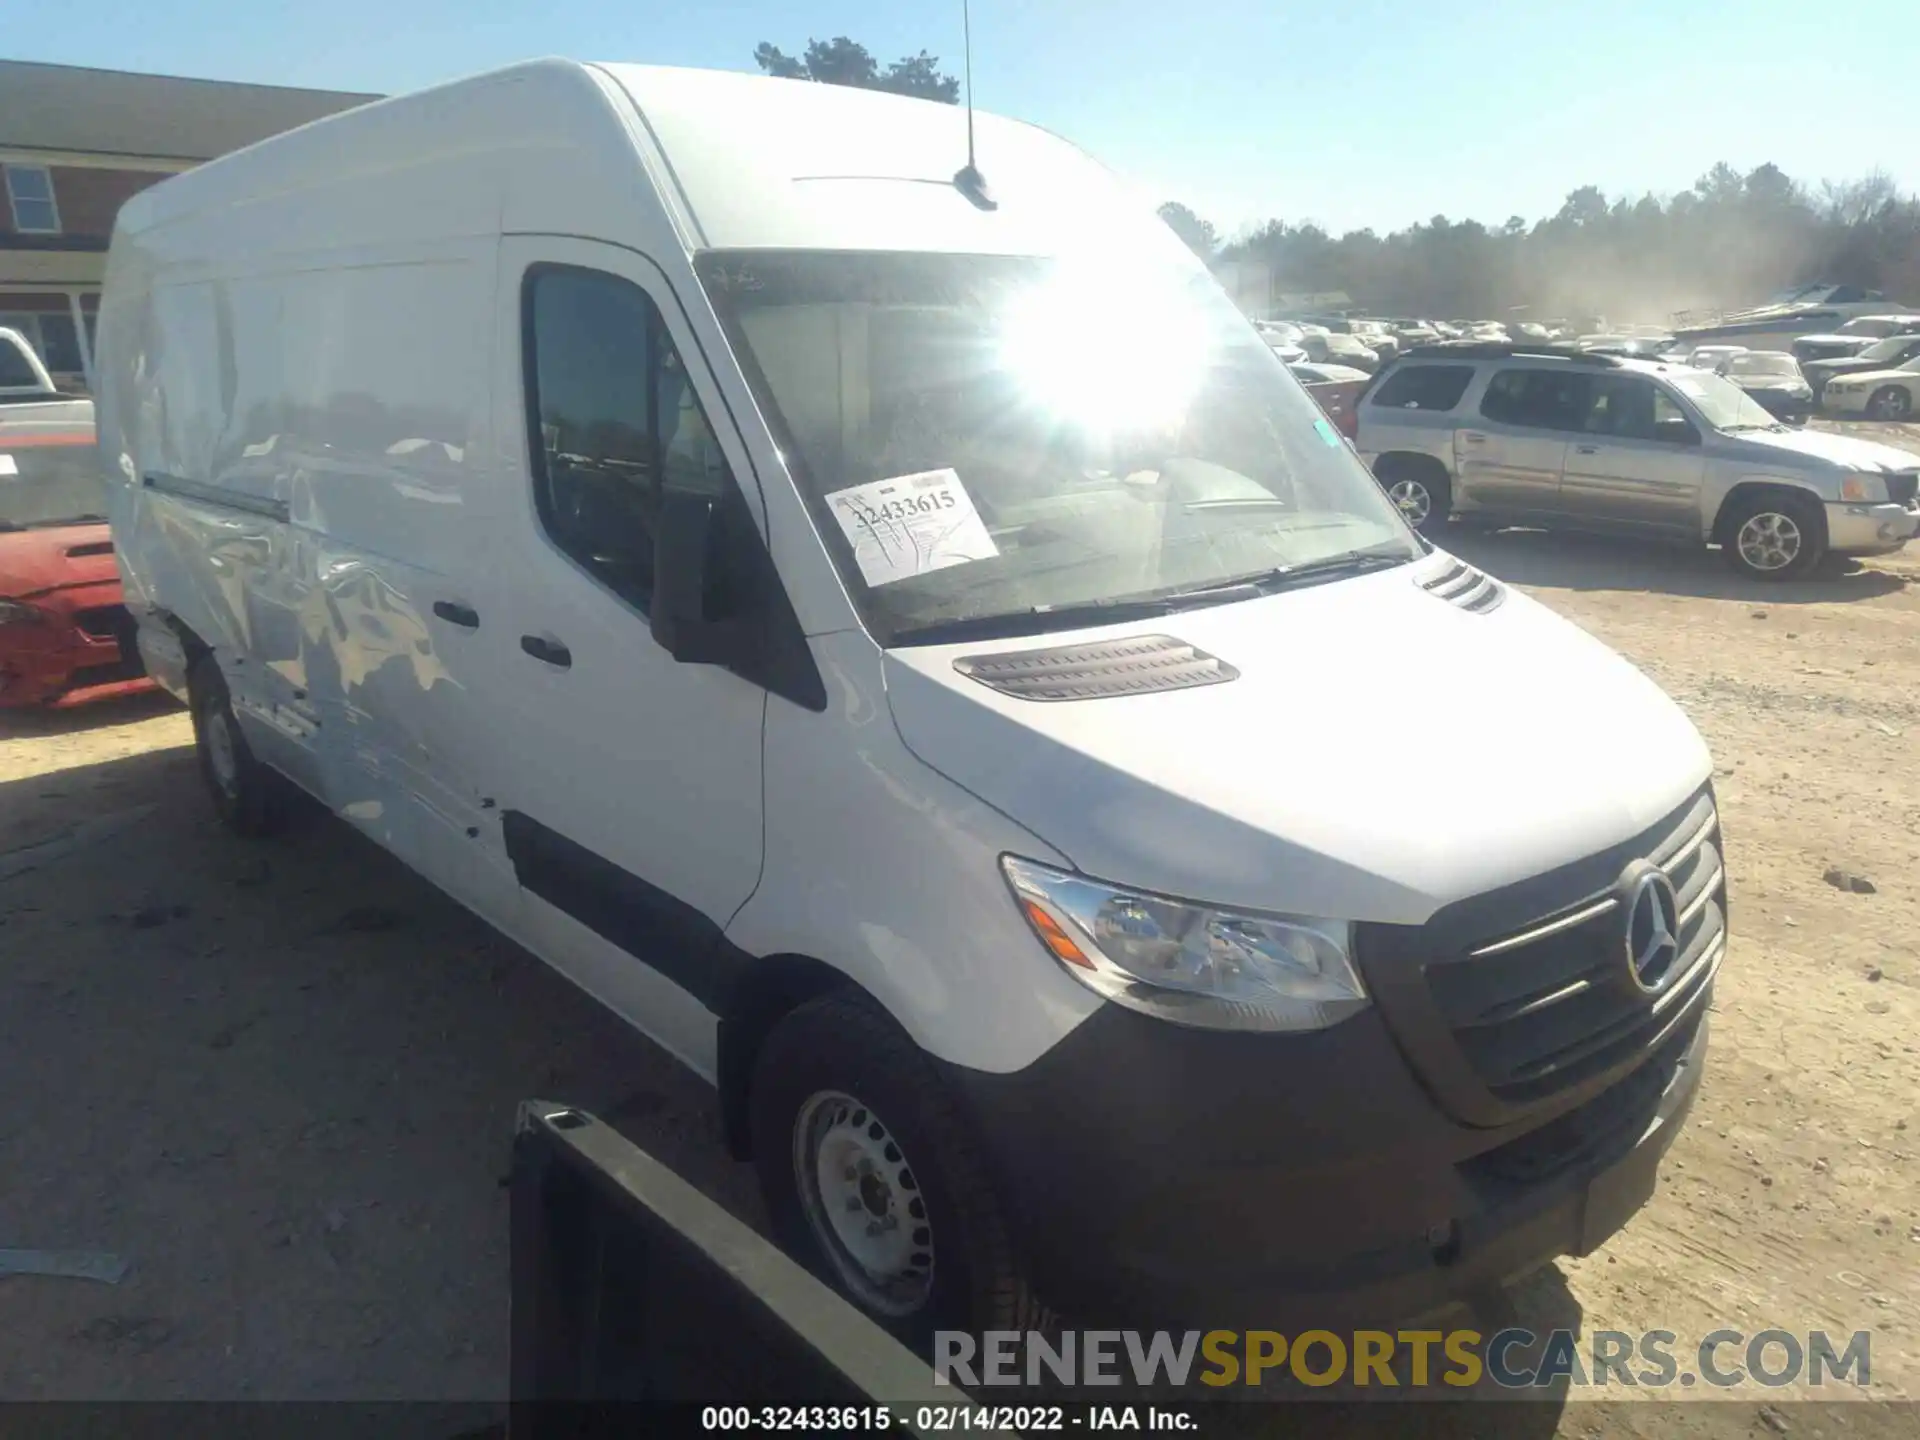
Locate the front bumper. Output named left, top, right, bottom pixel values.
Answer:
left=949, top=787, right=1722, bottom=1331
left=950, top=1003, right=1705, bottom=1332
left=0, top=605, right=153, bottom=709
left=1826, top=500, right=1920, bottom=555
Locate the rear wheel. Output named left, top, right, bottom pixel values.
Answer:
left=188, top=654, right=286, bottom=837
left=1721, top=490, right=1826, bottom=581
left=1866, top=385, right=1913, bottom=421
left=750, top=992, right=1047, bottom=1347
left=1374, top=456, right=1452, bottom=535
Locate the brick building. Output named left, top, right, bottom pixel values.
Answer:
left=0, top=59, right=377, bottom=390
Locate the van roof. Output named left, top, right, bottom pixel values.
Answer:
left=114, top=59, right=1189, bottom=266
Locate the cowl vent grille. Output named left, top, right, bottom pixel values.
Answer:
left=1418, top=556, right=1505, bottom=613
left=954, top=634, right=1238, bottom=702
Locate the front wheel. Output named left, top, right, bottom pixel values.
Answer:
left=188, top=654, right=287, bottom=837
left=1721, top=491, right=1827, bottom=581
left=1375, top=459, right=1453, bottom=536
left=750, top=992, right=1048, bottom=1346
left=1866, top=385, right=1913, bottom=421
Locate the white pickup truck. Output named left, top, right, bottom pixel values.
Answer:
left=1, top=327, right=94, bottom=431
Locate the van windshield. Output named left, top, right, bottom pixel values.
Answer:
left=697, top=250, right=1418, bottom=644
left=0, top=435, right=108, bottom=531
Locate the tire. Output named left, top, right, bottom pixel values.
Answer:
left=749, top=991, right=1047, bottom=1348
left=1866, top=386, right=1913, bottom=421
left=187, top=654, right=286, bottom=837
left=1720, top=490, right=1827, bottom=581
left=1374, top=456, right=1452, bottom=535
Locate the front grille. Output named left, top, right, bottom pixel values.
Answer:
left=1426, top=794, right=1724, bottom=1107
left=74, top=603, right=132, bottom=641
left=1885, top=471, right=1918, bottom=508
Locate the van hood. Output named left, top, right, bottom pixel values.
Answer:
left=883, top=555, right=1711, bottom=925
left=1721, top=425, right=1920, bottom=473
left=0, top=523, right=118, bottom=600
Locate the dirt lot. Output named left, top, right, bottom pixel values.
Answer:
left=2, top=423, right=1918, bottom=1433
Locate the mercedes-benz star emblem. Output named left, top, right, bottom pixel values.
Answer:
left=1621, top=864, right=1681, bottom=993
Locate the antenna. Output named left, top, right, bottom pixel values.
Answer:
left=953, top=0, right=996, bottom=210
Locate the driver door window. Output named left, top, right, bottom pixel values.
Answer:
left=523, top=265, right=736, bottom=613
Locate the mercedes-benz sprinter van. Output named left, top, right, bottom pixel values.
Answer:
left=97, top=60, right=1724, bottom=1340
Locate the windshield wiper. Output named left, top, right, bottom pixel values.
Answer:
left=889, top=548, right=1414, bottom=646
left=891, top=593, right=1190, bottom=646
left=1156, top=547, right=1413, bottom=602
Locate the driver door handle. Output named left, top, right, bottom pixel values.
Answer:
left=520, top=635, right=572, bottom=669
left=1460, top=432, right=1487, bottom=445
left=1574, top=444, right=1600, bottom=455
left=432, top=600, right=480, bottom=629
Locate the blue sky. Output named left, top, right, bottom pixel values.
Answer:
left=9, top=0, right=1915, bottom=237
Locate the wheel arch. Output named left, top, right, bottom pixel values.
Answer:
left=1710, top=479, right=1829, bottom=547
left=716, top=951, right=866, bottom=1159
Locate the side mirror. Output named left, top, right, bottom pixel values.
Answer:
left=650, top=487, right=720, bottom=662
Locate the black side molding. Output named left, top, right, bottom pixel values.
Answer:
left=501, top=811, right=748, bottom=1013
left=144, top=472, right=290, bottom=523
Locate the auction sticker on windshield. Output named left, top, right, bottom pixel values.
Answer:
left=825, top=468, right=999, bottom=588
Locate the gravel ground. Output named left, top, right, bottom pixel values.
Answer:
left=1, top=420, right=1917, bottom=1435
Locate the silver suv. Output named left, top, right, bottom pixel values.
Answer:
left=1354, top=345, right=1920, bottom=579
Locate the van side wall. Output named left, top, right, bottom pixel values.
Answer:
left=98, top=61, right=1105, bottom=1097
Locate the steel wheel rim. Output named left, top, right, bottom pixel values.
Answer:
left=1388, top=479, right=1432, bottom=525
left=1870, top=389, right=1909, bottom=419
left=203, top=700, right=241, bottom=796
left=1736, top=511, right=1802, bottom=572
left=793, top=1090, right=933, bottom=1317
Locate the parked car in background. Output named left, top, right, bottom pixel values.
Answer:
left=1255, top=320, right=1307, bottom=364
left=1350, top=320, right=1399, bottom=360
left=1804, top=334, right=1920, bottom=405
left=1288, top=361, right=1369, bottom=430
left=1354, top=343, right=1919, bottom=578
left=2, top=328, right=94, bottom=429
left=1790, top=314, right=1920, bottom=366
left=0, top=420, right=154, bottom=709
left=1716, top=352, right=1812, bottom=424
left=1391, top=319, right=1442, bottom=346
left=1819, top=355, right=1920, bottom=421
left=1298, top=325, right=1379, bottom=371
left=1686, top=345, right=1749, bottom=371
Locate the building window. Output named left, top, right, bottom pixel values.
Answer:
left=4, top=165, right=61, bottom=234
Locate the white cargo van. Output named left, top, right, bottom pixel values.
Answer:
left=98, top=60, right=1725, bottom=1338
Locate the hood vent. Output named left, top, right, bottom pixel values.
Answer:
left=65, top=540, right=114, bottom=559
left=954, top=634, right=1239, bottom=702
left=1418, top=556, right=1505, bottom=614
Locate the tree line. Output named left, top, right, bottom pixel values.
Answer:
left=1163, top=166, right=1920, bottom=324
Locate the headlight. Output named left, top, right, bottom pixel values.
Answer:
left=1001, top=856, right=1370, bottom=1031
left=0, top=599, right=48, bottom=627
left=1840, top=474, right=1888, bottom=503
